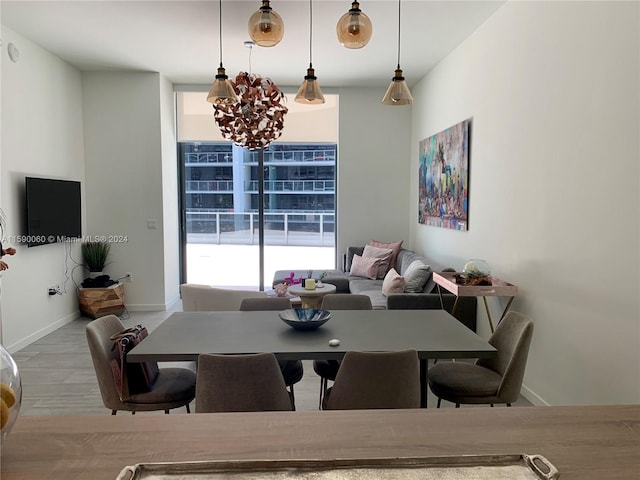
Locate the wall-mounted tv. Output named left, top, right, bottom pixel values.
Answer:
left=25, top=177, right=82, bottom=247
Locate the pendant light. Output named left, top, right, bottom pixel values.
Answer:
left=295, top=0, right=325, bottom=104
left=248, top=0, right=284, bottom=47
left=207, top=0, right=238, bottom=104
left=336, top=1, right=372, bottom=49
left=381, top=0, right=413, bottom=106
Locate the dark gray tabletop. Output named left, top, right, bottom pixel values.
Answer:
left=128, top=309, right=495, bottom=362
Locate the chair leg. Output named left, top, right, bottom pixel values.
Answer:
left=131, top=411, right=136, bottom=415
left=455, top=403, right=460, bottom=408
left=288, top=384, right=296, bottom=411
left=164, top=409, right=170, bottom=414
left=111, top=410, right=117, bottom=415
left=506, top=403, right=512, bottom=407
left=318, top=379, right=324, bottom=410
left=185, top=403, right=191, bottom=413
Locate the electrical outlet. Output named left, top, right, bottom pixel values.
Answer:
left=48, top=284, right=60, bottom=296
left=125, top=272, right=133, bottom=282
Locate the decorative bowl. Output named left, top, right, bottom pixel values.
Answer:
left=278, top=309, right=332, bottom=331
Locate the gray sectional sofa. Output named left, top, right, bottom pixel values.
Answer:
left=272, top=246, right=477, bottom=332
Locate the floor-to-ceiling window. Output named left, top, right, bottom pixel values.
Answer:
left=176, top=91, right=338, bottom=289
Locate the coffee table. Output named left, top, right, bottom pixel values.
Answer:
left=287, top=283, right=336, bottom=309
left=433, top=271, right=518, bottom=332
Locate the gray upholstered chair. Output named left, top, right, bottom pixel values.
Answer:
left=428, top=311, right=533, bottom=407
left=323, top=349, right=421, bottom=410
left=195, top=353, right=293, bottom=412
left=313, top=294, right=373, bottom=408
left=180, top=284, right=267, bottom=311
left=239, top=296, right=303, bottom=409
left=86, top=315, right=196, bottom=415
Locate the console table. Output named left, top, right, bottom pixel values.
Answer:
left=433, top=271, right=517, bottom=332
left=1, top=405, right=638, bottom=480
left=78, top=282, right=125, bottom=319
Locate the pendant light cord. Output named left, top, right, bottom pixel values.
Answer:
left=218, top=0, right=224, bottom=68
left=396, top=0, right=401, bottom=69
left=309, top=0, right=313, bottom=67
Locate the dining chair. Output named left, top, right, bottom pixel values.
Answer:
left=86, top=315, right=196, bottom=415
left=239, top=296, right=303, bottom=409
left=323, top=349, right=420, bottom=410
left=180, top=284, right=267, bottom=311
left=195, top=353, right=293, bottom=412
left=428, top=311, right=533, bottom=407
left=313, top=294, right=372, bottom=408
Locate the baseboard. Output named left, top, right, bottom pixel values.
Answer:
left=5, top=311, right=78, bottom=354
left=124, top=304, right=168, bottom=312
left=520, top=383, right=550, bottom=406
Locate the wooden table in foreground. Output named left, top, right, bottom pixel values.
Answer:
left=1, top=405, right=638, bottom=480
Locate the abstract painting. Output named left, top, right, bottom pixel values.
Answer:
left=418, top=119, right=470, bottom=231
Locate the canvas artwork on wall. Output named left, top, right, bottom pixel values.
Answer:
left=418, top=119, right=470, bottom=231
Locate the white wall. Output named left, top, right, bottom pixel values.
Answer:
left=0, top=27, right=86, bottom=350
left=336, top=87, right=412, bottom=262
left=82, top=72, right=169, bottom=311
left=410, top=1, right=640, bottom=405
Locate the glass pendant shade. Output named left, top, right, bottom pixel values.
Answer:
left=382, top=68, right=413, bottom=105
left=207, top=66, right=239, bottom=104
left=336, top=1, right=372, bottom=49
left=295, top=66, right=325, bottom=104
left=248, top=0, right=285, bottom=47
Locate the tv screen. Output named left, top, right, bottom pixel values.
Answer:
left=25, top=177, right=81, bottom=247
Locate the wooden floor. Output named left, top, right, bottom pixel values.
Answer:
left=11, top=304, right=531, bottom=416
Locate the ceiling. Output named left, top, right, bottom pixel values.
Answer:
left=1, top=1, right=504, bottom=89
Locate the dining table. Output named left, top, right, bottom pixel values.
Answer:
left=127, top=309, right=496, bottom=407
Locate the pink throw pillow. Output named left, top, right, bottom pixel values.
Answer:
left=363, top=244, right=393, bottom=280
left=350, top=254, right=382, bottom=280
left=382, top=268, right=405, bottom=296
left=368, top=239, right=403, bottom=271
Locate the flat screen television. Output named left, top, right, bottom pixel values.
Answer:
left=25, top=177, right=81, bottom=247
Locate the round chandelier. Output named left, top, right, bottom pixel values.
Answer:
left=212, top=72, right=288, bottom=151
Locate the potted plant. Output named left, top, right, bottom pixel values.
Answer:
left=81, top=241, right=110, bottom=278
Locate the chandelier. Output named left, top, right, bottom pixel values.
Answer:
left=213, top=72, right=288, bottom=150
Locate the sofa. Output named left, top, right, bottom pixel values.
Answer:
left=272, top=246, right=477, bottom=332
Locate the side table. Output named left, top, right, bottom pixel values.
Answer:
left=433, top=272, right=517, bottom=333
left=287, top=283, right=336, bottom=309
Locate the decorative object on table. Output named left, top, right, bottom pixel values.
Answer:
left=278, top=308, right=332, bottom=331
left=212, top=71, right=288, bottom=150
left=273, top=282, right=289, bottom=297
left=283, top=271, right=302, bottom=286
left=0, top=344, right=22, bottom=440
left=81, top=241, right=110, bottom=279
left=455, top=259, right=492, bottom=286
left=315, top=271, right=326, bottom=288
left=304, top=278, right=316, bottom=290
left=418, top=118, right=470, bottom=231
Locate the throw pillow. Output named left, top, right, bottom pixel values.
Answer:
left=382, top=268, right=405, bottom=296
left=403, top=260, right=432, bottom=293
left=368, top=239, right=403, bottom=271
left=349, top=254, right=382, bottom=280
left=362, top=245, right=393, bottom=280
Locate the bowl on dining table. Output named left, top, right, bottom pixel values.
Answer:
left=278, top=309, right=332, bottom=331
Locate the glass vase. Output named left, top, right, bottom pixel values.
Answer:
left=0, top=344, right=22, bottom=440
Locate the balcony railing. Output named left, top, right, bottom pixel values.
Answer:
left=246, top=149, right=336, bottom=163
left=185, top=152, right=232, bottom=164
left=186, top=211, right=335, bottom=247
left=186, top=180, right=234, bottom=192
left=246, top=180, right=335, bottom=192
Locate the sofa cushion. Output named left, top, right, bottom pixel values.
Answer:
left=403, top=260, right=432, bottom=293
left=349, top=254, right=381, bottom=280
left=382, top=268, right=405, bottom=296
left=362, top=245, right=393, bottom=279
left=348, top=278, right=383, bottom=294
left=368, top=239, right=403, bottom=271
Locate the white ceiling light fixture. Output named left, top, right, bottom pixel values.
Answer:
left=336, top=1, right=372, bottom=49
left=295, top=0, right=325, bottom=105
left=381, top=0, right=413, bottom=106
left=248, top=0, right=285, bottom=47
left=207, top=0, right=238, bottom=105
